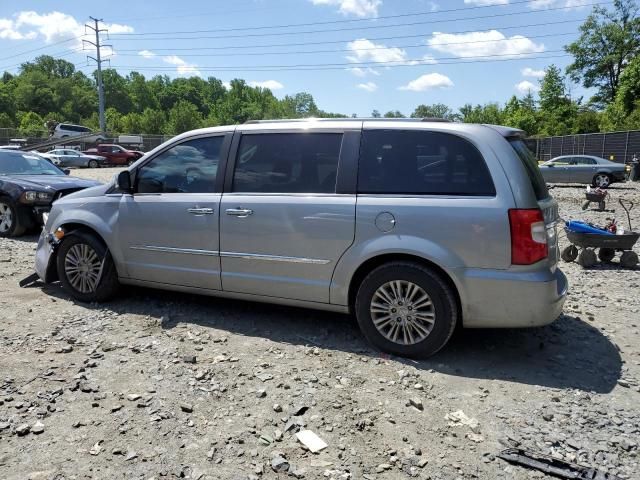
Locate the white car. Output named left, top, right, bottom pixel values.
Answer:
left=52, top=124, right=104, bottom=143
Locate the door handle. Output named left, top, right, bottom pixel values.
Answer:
left=225, top=208, right=253, bottom=217
left=187, top=207, right=214, bottom=215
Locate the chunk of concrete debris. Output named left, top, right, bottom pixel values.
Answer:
left=15, top=423, right=30, bottom=436
left=273, top=403, right=283, bottom=413
left=408, top=398, right=424, bottom=411
left=180, top=403, right=193, bottom=413
left=445, top=410, right=480, bottom=434
left=295, top=429, right=328, bottom=453
left=89, top=441, right=102, bottom=456
left=126, top=394, right=141, bottom=401
left=183, top=355, right=197, bottom=364
left=271, top=455, right=290, bottom=472
left=31, top=421, right=45, bottom=434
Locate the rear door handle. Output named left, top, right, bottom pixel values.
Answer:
left=187, top=207, right=214, bottom=215
left=225, top=208, right=253, bottom=217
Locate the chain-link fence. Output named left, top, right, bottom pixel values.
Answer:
left=533, top=130, right=640, bottom=164
left=0, top=128, right=172, bottom=152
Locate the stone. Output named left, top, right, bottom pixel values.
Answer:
left=183, top=355, right=197, bottom=364
left=31, top=421, right=45, bottom=434
left=127, top=394, right=141, bottom=401
left=295, top=429, right=328, bottom=453
left=15, top=423, right=30, bottom=436
left=271, top=455, right=290, bottom=472
left=409, top=398, right=424, bottom=411
left=180, top=403, right=193, bottom=413
left=256, top=389, right=266, bottom=398
left=273, top=403, right=283, bottom=412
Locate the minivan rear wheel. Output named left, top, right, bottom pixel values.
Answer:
left=355, top=262, right=457, bottom=358
left=56, top=232, right=119, bottom=302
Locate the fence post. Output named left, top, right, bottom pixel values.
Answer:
left=602, top=134, right=606, bottom=158
left=560, top=135, right=564, bottom=156
left=624, top=131, right=629, bottom=164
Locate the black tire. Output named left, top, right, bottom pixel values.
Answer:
left=355, top=262, right=458, bottom=359
left=561, top=245, right=579, bottom=263
left=88, top=159, right=98, bottom=168
left=581, top=200, right=590, bottom=210
left=598, top=247, right=616, bottom=263
left=56, top=231, right=119, bottom=302
left=592, top=173, right=611, bottom=188
left=620, top=251, right=639, bottom=269
left=577, top=249, right=597, bottom=268
left=0, top=197, right=26, bottom=238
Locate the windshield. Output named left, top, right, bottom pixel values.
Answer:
left=508, top=138, right=549, bottom=201
left=0, top=152, right=64, bottom=176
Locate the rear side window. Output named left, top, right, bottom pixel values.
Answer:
left=232, top=133, right=342, bottom=193
left=358, top=130, right=495, bottom=196
left=508, top=138, right=549, bottom=201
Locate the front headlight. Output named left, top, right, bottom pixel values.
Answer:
left=21, top=191, right=54, bottom=203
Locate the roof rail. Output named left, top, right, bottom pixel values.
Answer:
left=243, top=117, right=451, bottom=124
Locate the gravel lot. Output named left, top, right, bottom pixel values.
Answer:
left=1, top=169, right=639, bottom=480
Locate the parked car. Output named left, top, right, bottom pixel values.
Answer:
left=34, top=120, right=567, bottom=358
left=52, top=123, right=104, bottom=143
left=539, top=155, right=626, bottom=187
left=83, top=144, right=144, bottom=166
left=0, top=150, right=101, bottom=237
left=42, top=149, right=107, bottom=168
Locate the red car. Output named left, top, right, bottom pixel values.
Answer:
left=83, top=144, right=144, bottom=166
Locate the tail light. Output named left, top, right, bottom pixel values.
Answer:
left=509, top=209, right=548, bottom=265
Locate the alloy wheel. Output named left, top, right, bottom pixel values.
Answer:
left=64, top=243, right=103, bottom=294
left=0, top=203, right=13, bottom=234
left=370, top=280, right=435, bottom=345
left=594, top=174, right=610, bottom=188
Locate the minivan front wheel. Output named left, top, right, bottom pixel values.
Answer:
left=355, top=262, right=457, bottom=358
left=56, top=232, right=119, bottom=302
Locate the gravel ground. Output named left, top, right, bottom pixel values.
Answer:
left=1, top=170, right=639, bottom=480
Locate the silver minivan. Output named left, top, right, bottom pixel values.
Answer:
left=34, top=119, right=567, bottom=358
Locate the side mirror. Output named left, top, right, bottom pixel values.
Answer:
left=117, top=170, right=133, bottom=193
left=63, top=169, right=71, bottom=175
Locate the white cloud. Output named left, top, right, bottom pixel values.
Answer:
left=347, top=38, right=410, bottom=65
left=521, top=67, right=545, bottom=78
left=399, top=73, right=453, bottom=92
left=347, top=66, right=380, bottom=77
left=0, top=11, right=133, bottom=52
left=529, top=0, right=591, bottom=8
left=138, top=50, right=156, bottom=59
left=357, top=81, right=378, bottom=92
left=464, top=0, right=508, bottom=5
left=515, top=80, right=540, bottom=94
left=428, top=30, right=544, bottom=58
left=222, top=81, right=232, bottom=90
left=310, top=0, right=381, bottom=17
left=248, top=80, right=284, bottom=90
left=163, top=55, right=201, bottom=76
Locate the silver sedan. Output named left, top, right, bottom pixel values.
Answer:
left=539, top=155, right=627, bottom=187
left=43, top=149, right=106, bottom=168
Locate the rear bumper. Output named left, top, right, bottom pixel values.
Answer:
left=457, top=266, right=568, bottom=328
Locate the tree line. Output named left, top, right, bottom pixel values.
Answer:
left=0, top=0, right=638, bottom=138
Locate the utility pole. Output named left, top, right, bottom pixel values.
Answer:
left=83, top=18, right=110, bottom=134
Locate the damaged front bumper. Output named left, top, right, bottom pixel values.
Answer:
left=34, top=228, right=61, bottom=283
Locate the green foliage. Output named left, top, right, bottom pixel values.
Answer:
left=18, top=111, right=45, bottom=136
left=383, top=110, right=405, bottom=118
left=166, top=100, right=203, bottom=134
left=565, top=0, right=640, bottom=105
left=411, top=103, right=457, bottom=120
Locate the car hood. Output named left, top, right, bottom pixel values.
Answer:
left=2, top=174, right=102, bottom=191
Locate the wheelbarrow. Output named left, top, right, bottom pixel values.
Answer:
left=561, top=200, right=639, bottom=268
left=581, top=187, right=608, bottom=211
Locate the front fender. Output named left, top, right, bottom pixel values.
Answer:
left=48, top=196, right=123, bottom=270
left=329, top=234, right=465, bottom=306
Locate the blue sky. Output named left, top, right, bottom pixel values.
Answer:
left=0, top=0, right=600, bottom=116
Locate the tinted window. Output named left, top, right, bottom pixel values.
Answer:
left=358, top=130, right=495, bottom=196
left=509, top=138, right=549, bottom=201
left=576, top=157, right=596, bottom=165
left=551, top=157, right=572, bottom=165
left=232, top=133, right=342, bottom=193
left=0, top=152, right=63, bottom=175
left=136, top=136, right=223, bottom=194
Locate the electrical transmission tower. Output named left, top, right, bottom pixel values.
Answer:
left=83, top=17, right=111, bottom=134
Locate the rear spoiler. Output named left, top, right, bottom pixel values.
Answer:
left=482, top=124, right=526, bottom=139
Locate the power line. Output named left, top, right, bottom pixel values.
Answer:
left=0, top=36, right=83, bottom=62
left=111, top=0, right=609, bottom=37
left=84, top=18, right=110, bottom=134
left=115, top=18, right=583, bottom=53
left=107, top=50, right=570, bottom=73
left=105, top=2, right=609, bottom=42
left=113, top=32, right=575, bottom=58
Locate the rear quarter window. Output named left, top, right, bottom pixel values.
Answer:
left=508, top=138, right=549, bottom=201
left=358, top=129, right=495, bottom=196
